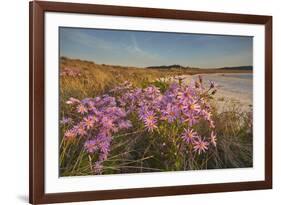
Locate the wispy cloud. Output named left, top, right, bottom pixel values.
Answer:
left=121, top=34, right=163, bottom=66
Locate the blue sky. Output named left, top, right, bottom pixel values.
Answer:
left=59, top=27, right=253, bottom=68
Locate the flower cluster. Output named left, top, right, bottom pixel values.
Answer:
left=60, top=67, right=81, bottom=77
left=113, top=77, right=217, bottom=155
left=62, top=95, right=132, bottom=173
left=63, top=76, right=218, bottom=174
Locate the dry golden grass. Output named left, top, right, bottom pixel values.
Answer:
left=60, top=57, right=251, bottom=100
left=60, top=57, right=186, bottom=104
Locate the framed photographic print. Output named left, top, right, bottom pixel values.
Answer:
left=29, top=1, right=272, bottom=204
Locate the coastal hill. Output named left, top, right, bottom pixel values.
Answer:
left=146, top=65, right=193, bottom=69
left=219, top=66, right=253, bottom=70
left=147, top=64, right=252, bottom=70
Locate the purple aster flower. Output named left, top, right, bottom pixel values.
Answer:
left=64, top=129, right=76, bottom=140
left=143, top=111, right=158, bottom=132
left=76, top=123, right=87, bottom=136
left=77, top=104, right=88, bottom=114
left=188, top=102, right=201, bottom=113
left=83, top=116, right=95, bottom=129
left=93, top=161, right=103, bottom=174
left=193, top=137, right=209, bottom=155
left=181, top=128, right=198, bottom=144
left=84, top=140, right=98, bottom=153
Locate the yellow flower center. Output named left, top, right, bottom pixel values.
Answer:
left=190, top=104, right=195, bottom=110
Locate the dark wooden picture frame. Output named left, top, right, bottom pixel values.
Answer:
left=29, top=1, right=272, bottom=204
